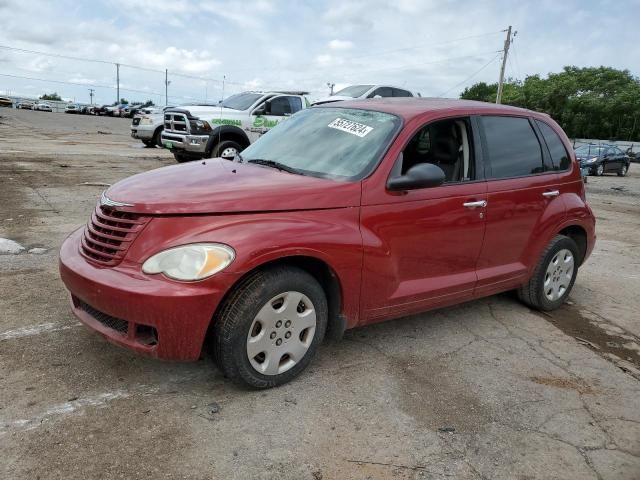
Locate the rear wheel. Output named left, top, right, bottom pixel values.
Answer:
left=213, top=266, right=328, bottom=389
left=618, top=164, right=628, bottom=177
left=518, top=235, right=579, bottom=311
left=211, top=140, right=243, bottom=160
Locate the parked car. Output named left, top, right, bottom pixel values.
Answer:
left=123, top=104, right=147, bottom=118
left=312, top=84, right=417, bottom=106
left=161, top=91, right=310, bottom=162
left=59, top=98, right=595, bottom=388
left=79, top=105, right=95, bottom=115
left=131, top=107, right=167, bottom=147
left=0, top=96, right=13, bottom=107
left=16, top=101, right=35, bottom=109
left=65, top=104, right=81, bottom=114
left=625, top=147, right=640, bottom=163
left=575, top=144, right=630, bottom=176
left=34, top=102, right=53, bottom=112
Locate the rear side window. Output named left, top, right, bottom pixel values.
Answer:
left=392, top=88, right=412, bottom=97
left=536, top=120, right=570, bottom=171
left=368, top=87, right=392, bottom=98
left=482, top=116, right=545, bottom=178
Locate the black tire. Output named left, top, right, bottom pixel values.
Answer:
left=211, top=140, right=243, bottom=160
left=517, top=235, right=579, bottom=311
left=595, top=164, right=604, bottom=176
left=152, top=127, right=163, bottom=148
left=617, top=164, right=628, bottom=177
left=141, top=139, right=154, bottom=148
left=174, top=152, right=190, bottom=163
left=213, top=266, right=328, bottom=389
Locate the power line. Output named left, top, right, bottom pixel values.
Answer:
left=223, top=30, right=504, bottom=75
left=0, top=72, right=199, bottom=102
left=437, top=53, right=501, bottom=97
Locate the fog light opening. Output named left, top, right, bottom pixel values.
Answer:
left=135, top=324, right=158, bottom=346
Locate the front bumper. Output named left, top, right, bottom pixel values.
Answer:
left=160, top=131, right=209, bottom=154
left=130, top=124, right=155, bottom=140
left=59, top=228, right=240, bottom=361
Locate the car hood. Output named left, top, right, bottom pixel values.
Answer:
left=174, top=105, right=244, bottom=117
left=311, top=95, right=355, bottom=105
left=105, top=158, right=362, bottom=215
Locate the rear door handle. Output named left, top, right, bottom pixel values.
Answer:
left=542, top=190, right=560, bottom=198
left=463, top=200, right=487, bottom=208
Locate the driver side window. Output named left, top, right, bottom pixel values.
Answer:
left=269, top=96, right=303, bottom=116
left=400, top=118, right=475, bottom=183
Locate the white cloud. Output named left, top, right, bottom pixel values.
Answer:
left=328, top=39, right=353, bottom=50
left=0, top=0, right=637, bottom=105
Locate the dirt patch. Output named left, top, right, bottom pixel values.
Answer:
left=537, top=304, right=640, bottom=372
left=528, top=375, right=594, bottom=394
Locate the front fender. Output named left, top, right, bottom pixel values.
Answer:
left=126, top=208, right=364, bottom=328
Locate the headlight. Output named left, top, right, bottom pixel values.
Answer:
left=189, top=119, right=212, bottom=134
left=586, top=157, right=598, bottom=164
left=139, top=116, right=153, bottom=125
left=142, top=243, right=235, bottom=281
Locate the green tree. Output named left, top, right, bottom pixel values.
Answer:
left=460, top=67, right=640, bottom=141
left=40, top=92, right=62, bottom=101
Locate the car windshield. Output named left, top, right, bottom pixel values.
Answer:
left=575, top=145, right=605, bottom=155
left=333, top=85, right=375, bottom=98
left=220, top=93, right=262, bottom=111
left=240, top=107, right=402, bottom=180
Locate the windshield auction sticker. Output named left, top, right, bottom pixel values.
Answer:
left=328, top=118, right=373, bottom=137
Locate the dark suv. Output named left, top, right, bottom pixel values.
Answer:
left=575, top=144, right=630, bottom=176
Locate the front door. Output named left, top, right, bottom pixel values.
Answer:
left=360, top=116, right=487, bottom=324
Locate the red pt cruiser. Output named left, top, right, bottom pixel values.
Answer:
left=60, top=99, right=595, bottom=388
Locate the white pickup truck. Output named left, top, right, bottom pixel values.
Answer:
left=130, top=107, right=165, bottom=147
left=161, top=91, right=310, bottom=162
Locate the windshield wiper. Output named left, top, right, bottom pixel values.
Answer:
left=247, top=159, right=303, bottom=175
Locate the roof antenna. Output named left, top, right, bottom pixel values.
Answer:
left=217, top=75, right=225, bottom=159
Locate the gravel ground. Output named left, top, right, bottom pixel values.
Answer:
left=1, top=108, right=639, bottom=480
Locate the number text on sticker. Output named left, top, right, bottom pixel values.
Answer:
left=328, top=118, right=373, bottom=138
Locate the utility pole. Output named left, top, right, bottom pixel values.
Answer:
left=165, top=69, right=169, bottom=106
left=496, top=25, right=512, bottom=104
left=116, top=63, right=120, bottom=104
left=89, top=88, right=94, bottom=105
left=327, top=82, right=335, bottom=96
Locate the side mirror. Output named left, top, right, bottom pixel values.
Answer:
left=253, top=103, right=267, bottom=115
left=387, top=163, right=445, bottom=191
left=373, top=95, right=383, bottom=99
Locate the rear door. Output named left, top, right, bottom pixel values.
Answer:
left=474, top=115, right=566, bottom=297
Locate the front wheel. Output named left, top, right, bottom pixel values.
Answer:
left=211, top=140, right=243, bottom=160
left=596, top=164, right=604, bottom=176
left=617, top=164, right=628, bottom=177
left=518, top=235, right=579, bottom=311
left=152, top=128, right=163, bottom=147
left=174, top=152, right=190, bottom=163
left=213, top=266, right=328, bottom=389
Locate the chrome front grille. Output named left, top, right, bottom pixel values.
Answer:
left=80, top=206, right=149, bottom=266
left=164, top=113, right=190, bottom=133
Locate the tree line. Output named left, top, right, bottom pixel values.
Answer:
left=460, top=66, right=640, bottom=141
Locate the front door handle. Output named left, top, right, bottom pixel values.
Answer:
left=463, top=200, right=487, bottom=209
left=542, top=190, right=560, bottom=198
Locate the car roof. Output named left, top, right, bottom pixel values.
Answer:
left=315, top=97, right=543, bottom=121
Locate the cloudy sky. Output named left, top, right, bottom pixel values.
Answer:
left=0, top=0, right=638, bottom=105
